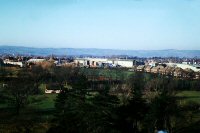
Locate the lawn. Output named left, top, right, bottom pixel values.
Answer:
left=176, top=91, right=200, bottom=104
left=28, top=94, right=57, bottom=110
left=80, top=68, right=134, bottom=80
left=0, top=93, right=58, bottom=133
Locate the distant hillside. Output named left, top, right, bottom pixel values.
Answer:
left=0, top=45, right=200, bottom=57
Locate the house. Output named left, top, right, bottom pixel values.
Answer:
left=183, top=68, right=195, bottom=79
left=144, top=66, right=152, bottom=73
left=151, top=66, right=161, bottom=74
left=195, top=72, right=200, bottom=79
left=137, top=65, right=145, bottom=71
left=159, top=66, right=167, bottom=75
left=165, top=67, right=175, bottom=76
left=45, top=83, right=61, bottom=94
left=45, top=89, right=61, bottom=94
left=173, top=68, right=183, bottom=78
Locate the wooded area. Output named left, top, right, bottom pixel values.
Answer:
left=0, top=65, right=200, bottom=133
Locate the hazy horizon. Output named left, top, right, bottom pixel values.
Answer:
left=0, top=0, right=200, bottom=50
left=1, top=45, right=200, bottom=51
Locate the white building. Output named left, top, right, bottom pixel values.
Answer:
left=3, top=60, right=25, bottom=67
left=27, top=59, right=46, bottom=63
left=45, top=89, right=61, bottom=94
left=74, top=58, right=135, bottom=68
left=166, top=63, right=200, bottom=72
left=113, top=60, right=134, bottom=68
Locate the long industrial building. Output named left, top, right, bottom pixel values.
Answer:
left=74, top=58, right=142, bottom=68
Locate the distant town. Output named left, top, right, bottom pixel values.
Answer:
left=1, top=53, right=200, bottom=80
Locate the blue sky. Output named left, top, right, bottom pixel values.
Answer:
left=0, top=0, right=200, bottom=50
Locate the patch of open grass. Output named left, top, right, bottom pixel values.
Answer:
left=29, top=94, right=57, bottom=110
left=80, top=68, right=134, bottom=80
left=176, top=91, right=200, bottom=104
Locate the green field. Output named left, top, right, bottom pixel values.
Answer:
left=80, top=68, right=134, bottom=80
left=177, top=91, right=200, bottom=104
left=28, top=94, right=57, bottom=110
left=0, top=82, right=57, bottom=133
